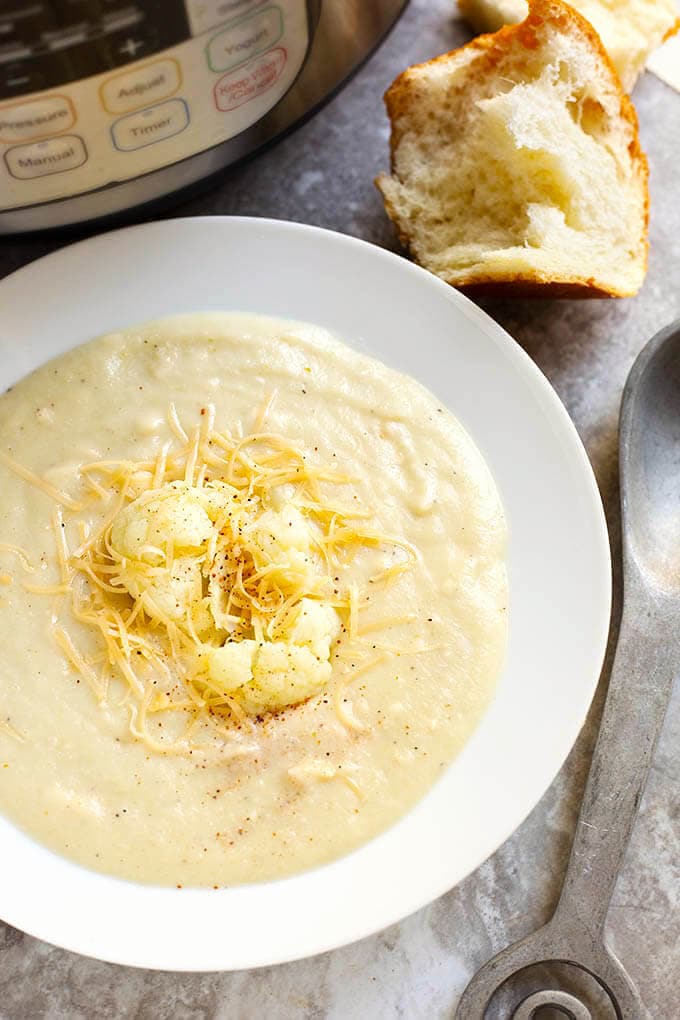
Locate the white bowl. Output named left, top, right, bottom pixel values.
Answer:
left=0, top=217, right=610, bottom=971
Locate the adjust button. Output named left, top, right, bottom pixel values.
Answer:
left=0, top=95, right=76, bottom=144
left=5, top=134, right=87, bottom=179
left=111, top=98, right=189, bottom=151
left=100, top=58, right=182, bottom=115
left=206, top=5, right=283, bottom=73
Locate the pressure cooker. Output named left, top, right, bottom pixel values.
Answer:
left=0, top=1, right=408, bottom=233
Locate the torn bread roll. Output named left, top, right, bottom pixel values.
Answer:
left=376, top=0, right=649, bottom=297
left=458, top=0, right=680, bottom=92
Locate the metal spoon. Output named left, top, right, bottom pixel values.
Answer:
left=456, top=319, right=680, bottom=1020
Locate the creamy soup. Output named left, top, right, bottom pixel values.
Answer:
left=0, top=314, right=507, bottom=887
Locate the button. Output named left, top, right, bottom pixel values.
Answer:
left=100, top=58, right=182, bottom=115
left=214, top=46, right=286, bottom=112
left=206, top=5, right=283, bottom=73
left=187, top=0, right=267, bottom=37
left=4, top=134, right=87, bottom=179
left=111, top=98, right=189, bottom=152
left=0, top=94, right=75, bottom=143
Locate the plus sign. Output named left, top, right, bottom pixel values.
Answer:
left=118, top=37, right=144, bottom=59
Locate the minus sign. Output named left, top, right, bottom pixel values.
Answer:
left=6, top=75, right=30, bottom=86
left=48, top=32, right=86, bottom=51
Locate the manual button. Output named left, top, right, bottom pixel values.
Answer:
left=0, top=95, right=76, bottom=144
left=5, top=135, right=87, bottom=179
left=100, top=58, right=182, bottom=115
left=111, top=98, right=189, bottom=151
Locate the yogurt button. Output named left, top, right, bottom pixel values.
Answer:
left=206, top=6, right=283, bottom=73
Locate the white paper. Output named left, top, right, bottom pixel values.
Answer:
left=648, top=31, right=680, bottom=92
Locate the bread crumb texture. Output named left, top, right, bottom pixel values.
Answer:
left=377, top=0, right=650, bottom=297
left=458, top=0, right=680, bottom=92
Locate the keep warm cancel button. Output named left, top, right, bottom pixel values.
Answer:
left=214, top=47, right=286, bottom=111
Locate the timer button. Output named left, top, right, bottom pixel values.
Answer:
left=206, top=6, right=283, bottom=73
left=0, top=95, right=76, bottom=144
left=111, top=98, right=190, bottom=151
left=4, top=134, right=87, bottom=179
left=100, top=58, right=182, bottom=116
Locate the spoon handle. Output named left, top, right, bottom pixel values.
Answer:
left=553, top=578, right=675, bottom=936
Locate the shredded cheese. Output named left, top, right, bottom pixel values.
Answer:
left=2, top=404, right=416, bottom=756
left=348, top=583, right=360, bottom=640
left=252, top=389, right=278, bottom=433
left=22, top=581, right=70, bottom=595
left=0, top=543, right=35, bottom=573
left=52, top=625, right=107, bottom=702
left=332, top=654, right=388, bottom=734
left=0, top=449, right=82, bottom=511
left=357, top=613, right=417, bottom=636
left=52, top=507, right=70, bottom=584
left=287, top=760, right=365, bottom=801
left=0, top=718, right=25, bottom=743
left=167, top=402, right=188, bottom=443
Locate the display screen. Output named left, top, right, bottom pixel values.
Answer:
left=0, top=1, right=192, bottom=100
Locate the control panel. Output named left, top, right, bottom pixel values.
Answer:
left=0, top=1, right=310, bottom=211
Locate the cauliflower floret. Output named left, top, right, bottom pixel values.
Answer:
left=208, top=577, right=239, bottom=633
left=191, top=596, right=223, bottom=640
left=203, top=640, right=258, bottom=692
left=202, top=637, right=331, bottom=714
left=111, top=483, right=217, bottom=626
left=111, top=482, right=212, bottom=563
left=120, top=555, right=202, bottom=623
left=238, top=642, right=331, bottom=715
left=197, top=480, right=242, bottom=522
left=282, top=597, right=340, bottom=659
left=269, top=483, right=296, bottom=511
left=247, top=505, right=316, bottom=588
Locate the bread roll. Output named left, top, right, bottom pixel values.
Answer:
left=376, top=0, right=649, bottom=297
left=458, top=0, right=680, bottom=91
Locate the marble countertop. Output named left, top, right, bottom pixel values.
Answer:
left=1, top=2, right=679, bottom=1016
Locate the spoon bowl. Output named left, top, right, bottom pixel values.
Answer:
left=621, top=320, right=680, bottom=594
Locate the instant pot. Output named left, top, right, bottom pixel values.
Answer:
left=0, top=1, right=408, bottom=233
